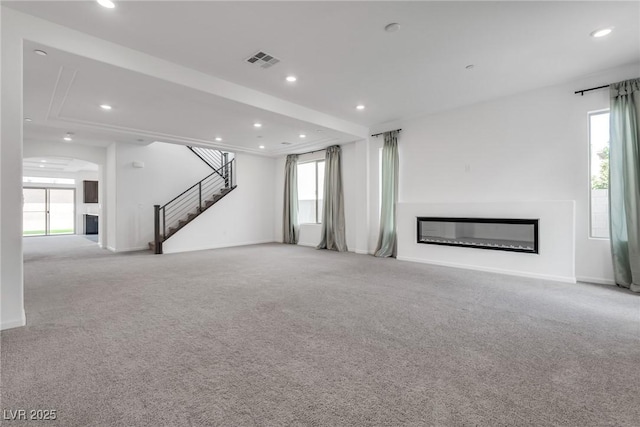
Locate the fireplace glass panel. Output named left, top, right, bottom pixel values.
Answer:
left=417, top=217, right=539, bottom=254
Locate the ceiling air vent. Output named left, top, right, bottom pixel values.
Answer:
left=281, top=142, right=292, bottom=145
left=246, top=51, right=280, bottom=69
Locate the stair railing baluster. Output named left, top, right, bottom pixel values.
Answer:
left=154, top=205, right=162, bottom=254
left=223, top=153, right=229, bottom=187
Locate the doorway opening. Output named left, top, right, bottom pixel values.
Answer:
left=23, top=187, right=75, bottom=236
left=22, top=157, right=100, bottom=242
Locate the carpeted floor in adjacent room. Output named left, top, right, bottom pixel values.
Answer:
left=2, top=235, right=639, bottom=426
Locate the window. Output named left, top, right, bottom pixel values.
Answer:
left=297, top=160, right=324, bottom=224
left=589, top=110, right=610, bottom=238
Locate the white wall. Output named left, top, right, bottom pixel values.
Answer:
left=273, top=156, right=285, bottom=242
left=398, top=201, right=576, bottom=282
left=1, top=8, right=25, bottom=330
left=369, top=63, right=640, bottom=284
left=23, top=140, right=106, bottom=166
left=163, top=152, right=276, bottom=253
left=0, top=3, right=3, bottom=329
left=342, top=143, right=358, bottom=251
left=106, top=143, right=117, bottom=251
left=112, top=141, right=211, bottom=252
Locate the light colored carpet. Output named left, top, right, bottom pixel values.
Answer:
left=2, top=235, right=639, bottom=426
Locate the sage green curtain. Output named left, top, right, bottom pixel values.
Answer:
left=375, top=130, right=399, bottom=258
left=317, top=145, right=348, bottom=252
left=609, top=78, right=640, bottom=292
left=283, top=154, right=299, bottom=244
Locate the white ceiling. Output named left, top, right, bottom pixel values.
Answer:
left=8, top=1, right=640, bottom=128
left=23, top=41, right=359, bottom=155
left=24, top=156, right=99, bottom=174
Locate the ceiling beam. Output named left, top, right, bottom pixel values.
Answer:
left=6, top=7, right=369, bottom=141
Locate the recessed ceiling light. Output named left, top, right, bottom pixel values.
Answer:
left=259, top=145, right=265, bottom=149
left=39, top=165, right=45, bottom=168
left=100, top=104, right=112, bottom=110
left=24, top=118, right=33, bottom=122
left=356, top=105, right=365, bottom=110
left=215, top=137, right=222, bottom=142
left=254, top=123, right=262, bottom=128
left=384, top=23, right=401, bottom=33
left=97, top=0, right=115, bottom=9
left=63, top=136, right=72, bottom=141
left=591, top=28, right=613, bottom=38
left=41, top=160, right=46, bottom=163
left=286, top=76, right=297, bottom=83
left=33, top=49, right=47, bottom=56
left=299, top=134, right=306, bottom=138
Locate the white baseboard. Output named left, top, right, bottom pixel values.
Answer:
left=396, top=256, right=577, bottom=284
left=120, top=246, right=149, bottom=252
left=297, top=241, right=316, bottom=248
left=1, top=309, right=26, bottom=330
left=576, top=276, right=616, bottom=286
left=355, top=249, right=370, bottom=255
left=108, top=246, right=149, bottom=253
left=297, top=243, right=365, bottom=255
left=163, top=239, right=276, bottom=254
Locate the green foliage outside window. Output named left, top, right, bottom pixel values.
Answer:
left=592, top=145, right=609, bottom=190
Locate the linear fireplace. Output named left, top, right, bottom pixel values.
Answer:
left=417, top=217, right=539, bottom=254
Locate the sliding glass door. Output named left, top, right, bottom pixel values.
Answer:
left=48, top=189, right=75, bottom=235
left=23, top=188, right=47, bottom=236
left=23, top=188, right=75, bottom=236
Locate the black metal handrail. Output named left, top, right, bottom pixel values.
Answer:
left=154, top=157, right=235, bottom=254
left=187, top=146, right=227, bottom=176
left=159, top=159, right=234, bottom=210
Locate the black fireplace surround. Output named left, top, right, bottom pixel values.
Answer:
left=417, top=217, right=539, bottom=254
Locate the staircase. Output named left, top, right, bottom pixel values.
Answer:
left=151, top=147, right=236, bottom=254
left=187, top=146, right=227, bottom=171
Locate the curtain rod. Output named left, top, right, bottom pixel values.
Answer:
left=371, top=128, right=402, bottom=137
left=290, top=147, right=338, bottom=157
left=296, top=148, right=327, bottom=156
left=574, top=84, right=610, bottom=96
